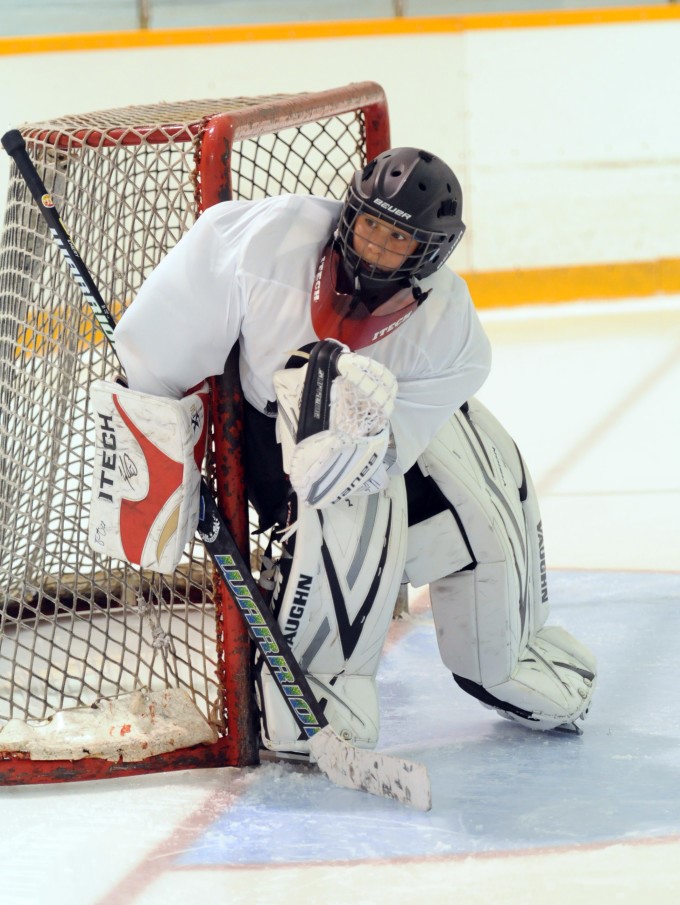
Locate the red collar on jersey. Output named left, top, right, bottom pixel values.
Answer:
left=310, top=240, right=418, bottom=352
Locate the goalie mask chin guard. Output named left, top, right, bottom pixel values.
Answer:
left=337, top=147, right=466, bottom=294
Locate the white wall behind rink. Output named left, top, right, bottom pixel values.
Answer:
left=1, top=17, right=678, bottom=275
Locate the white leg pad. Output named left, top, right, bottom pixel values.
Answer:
left=418, top=398, right=596, bottom=729
left=261, top=673, right=381, bottom=753
left=257, top=477, right=407, bottom=756
left=462, top=625, right=597, bottom=730
left=422, top=399, right=543, bottom=685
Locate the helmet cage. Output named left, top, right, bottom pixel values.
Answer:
left=338, top=189, right=451, bottom=285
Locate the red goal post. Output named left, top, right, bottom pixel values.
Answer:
left=0, top=82, right=390, bottom=784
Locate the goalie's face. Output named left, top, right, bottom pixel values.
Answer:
left=352, top=214, right=419, bottom=274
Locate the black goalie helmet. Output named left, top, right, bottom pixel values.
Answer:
left=337, top=147, right=466, bottom=294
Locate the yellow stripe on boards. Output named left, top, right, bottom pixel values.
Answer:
left=1, top=6, right=679, bottom=56
left=463, top=258, right=680, bottom=310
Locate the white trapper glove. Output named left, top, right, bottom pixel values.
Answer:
left=274, top=348, right=397, bottom=508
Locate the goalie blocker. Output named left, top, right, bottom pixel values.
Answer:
left=88, top=380, right=209, bottom=573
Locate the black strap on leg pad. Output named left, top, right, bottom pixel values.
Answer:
left=296, top=339, right=345, bottom=443
left=453, top=673, right=537, bottom=723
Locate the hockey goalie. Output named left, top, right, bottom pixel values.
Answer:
left=105, top=146, right=596, bottom=759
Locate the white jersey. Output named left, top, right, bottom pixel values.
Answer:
left=114, top=194, right=491, bottom=473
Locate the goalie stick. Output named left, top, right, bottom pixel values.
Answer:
left=1, top=128, right=431, bottom=812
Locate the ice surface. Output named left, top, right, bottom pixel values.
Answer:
left=1, top=569, right=679, bottom=905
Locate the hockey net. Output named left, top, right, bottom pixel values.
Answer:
left=0, top=82, right=390, bottom=783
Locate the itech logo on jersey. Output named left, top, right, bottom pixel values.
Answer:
left=313, top=254, right=325, bottom=302
left=371, top=309, right=413, bottom=343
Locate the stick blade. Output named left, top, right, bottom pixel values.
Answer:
left=309, top=726, right=432, bottom=811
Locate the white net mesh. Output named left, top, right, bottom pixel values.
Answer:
left=0, top=87, right=386, bottom=770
